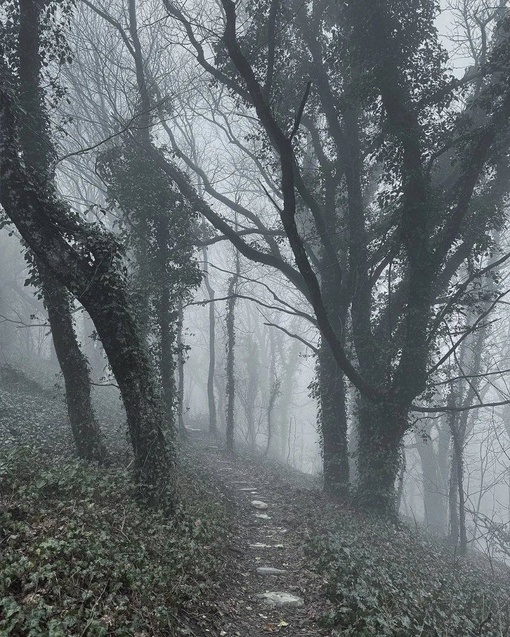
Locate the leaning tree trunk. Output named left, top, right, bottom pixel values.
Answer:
left=318, top=340, right=349, bottom=495
left=80, top=280, right=173, bottom=506
left=41, top=266, right=106, bottom=462
left=17, top=0, right=104, bottom=463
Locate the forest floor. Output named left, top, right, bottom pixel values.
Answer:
left=189, top=433, right=510, bottom=637
left=186, top=432, right=335, bottom=637
left=3, top=373, right=510, bottom=636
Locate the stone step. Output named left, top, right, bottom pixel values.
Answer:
left=256, top=567, right=287, bottom=575
left=251, top=500, right=269, bottom=510
left=256, top=592, right=304, bottom=607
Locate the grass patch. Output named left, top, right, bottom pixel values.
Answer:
left=307, top=510, right=510, bottom=636
left=0, top=446, right=229, bottom=636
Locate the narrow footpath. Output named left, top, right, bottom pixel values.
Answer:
left=189, top=434, right=337, bottom=637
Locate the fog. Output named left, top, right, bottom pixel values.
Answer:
left=3, top=1, right=510, bottom=633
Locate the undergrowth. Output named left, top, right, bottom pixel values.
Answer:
left=0, top=446, right=228, bottom=636
left=307, top=512, right=510, bottom=636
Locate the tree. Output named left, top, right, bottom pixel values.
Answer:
left=0, top=0, right=172, bottom=508
left=225, top=248, right=240, bottom=453
left=14, top=0, right=106, bottom=462
left=164, top=0, right=510, bottom=515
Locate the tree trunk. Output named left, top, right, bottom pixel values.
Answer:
left=41, top=267, right=106, bottom=462
left=80, top=281, right=173, bottom=507
left=450, top=422, right=468, bottom=554
left=448, top=436, right=460, bottom=547
left=202, top=246, right=218, bottom=435
left=241, top=336, right=259, bottom=451
left=225, top=276, right=237, bottom=453
left=356, top=398, right=405, bottom=516
left=395, top=449, right=406, bottom=513
left=276, top=336, right=300, bottom=459
left=416, top=426, right=448, bottom=535
left=318, top=340, right=349, bottom=495
left=265, top=378, right=281, bottom=457
left=176, top=302, right=185, bottom=438
left=17, top=0, right=104, bottom=463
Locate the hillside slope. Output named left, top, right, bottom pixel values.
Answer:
left=1, top=379, right=510, bottom=636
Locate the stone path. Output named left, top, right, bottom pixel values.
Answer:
left=194, top=439, right=331, bottom=636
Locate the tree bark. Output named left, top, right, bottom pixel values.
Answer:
left=17, top=0, right=104, bottom=462
left=318, top=340, right=349, bottom=495
left=225, top=276, right=237, bottom=453
left=41, top=267, right=106, bottom=462
left=356, top=398, right=406, bottom=516
left=202, top=245, right=218, bottom=435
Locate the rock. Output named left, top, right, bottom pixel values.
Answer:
left=255, top=513, right=271, bottom=520
left=251, top=500, right=268, bottom=510
left=257, top=567, right=287, bottom=575
left=249, top=543, right=283, bottom=549
left=256, top=592, right=304, bottom=607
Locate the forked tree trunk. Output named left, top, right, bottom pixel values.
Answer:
left=1, top=0, right=173, bottom=507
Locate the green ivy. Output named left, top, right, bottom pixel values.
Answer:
left=307, top=514, right=510, bottom=636
left=0, top=449, right=228, bottom=636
